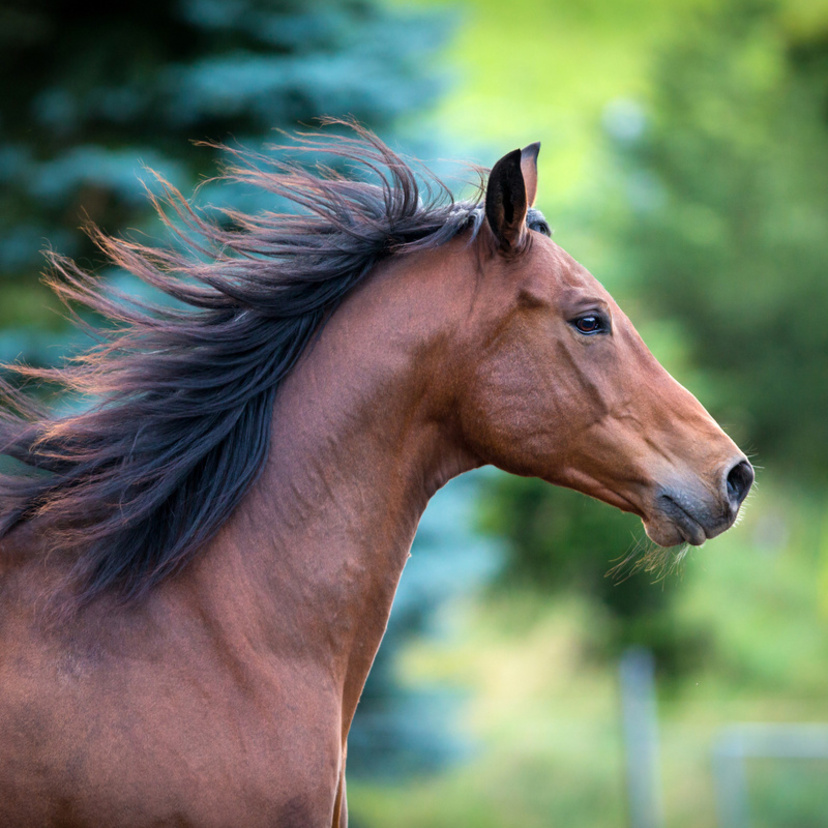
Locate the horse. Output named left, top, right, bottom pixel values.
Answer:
left=0, top=126, right=752, bottom=827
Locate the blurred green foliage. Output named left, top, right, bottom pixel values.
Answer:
left=612, top=0, right=828, bottom=483
left=478, top=0, right=828, bottom=673
left=480, top=476, right=641, bottom=600
left=750, top=758, right=828, bottom=828
left=480, top=475, right=715, bottom=673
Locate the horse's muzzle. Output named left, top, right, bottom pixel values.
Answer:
left=648, top=457, right=754, bottom=546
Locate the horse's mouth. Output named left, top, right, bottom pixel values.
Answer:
left=649, top=487, right=742, bottom=547
left=657, top=495, right=708, bottom=546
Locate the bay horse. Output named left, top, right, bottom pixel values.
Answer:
left=0, top=126, right=752, bottom=827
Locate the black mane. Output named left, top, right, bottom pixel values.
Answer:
left=0, top=124, right=546, bottom=603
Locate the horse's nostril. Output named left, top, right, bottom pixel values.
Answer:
left=726, top=459, right=754, bottom=507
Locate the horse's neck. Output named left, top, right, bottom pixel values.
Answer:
left=194, top=244, right=478, bottom=731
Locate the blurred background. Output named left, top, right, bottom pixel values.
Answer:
left=2, top=0, right=827, bottom=824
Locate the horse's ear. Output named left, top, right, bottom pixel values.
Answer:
left=521, top=142, right=540, bottom=207
left=485, top=142, right=540, bottom=252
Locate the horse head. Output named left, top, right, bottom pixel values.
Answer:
left=452, top=145, right=753, bottom=548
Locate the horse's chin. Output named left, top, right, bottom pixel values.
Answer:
left=643, top=483, right=743, bottom=548
left=643, top=513, right=707, bottom=548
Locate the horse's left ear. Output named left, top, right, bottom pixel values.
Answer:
left=485, top=142, right=541, bottom=253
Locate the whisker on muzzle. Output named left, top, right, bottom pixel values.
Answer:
left=607, top=534, right=691, bottom=584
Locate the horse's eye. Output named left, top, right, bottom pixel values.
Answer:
left=572, top=315, right=606, bottom=335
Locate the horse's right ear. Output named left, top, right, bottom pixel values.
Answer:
left=485, top=143, right=539, bottom=253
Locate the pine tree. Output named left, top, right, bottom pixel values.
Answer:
left=0, top=0, right=448, bottom=359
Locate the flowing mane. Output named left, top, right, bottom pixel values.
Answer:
left=0, top=128, right=754, bottom=826
left=0, top=125, right=498, bottom=603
